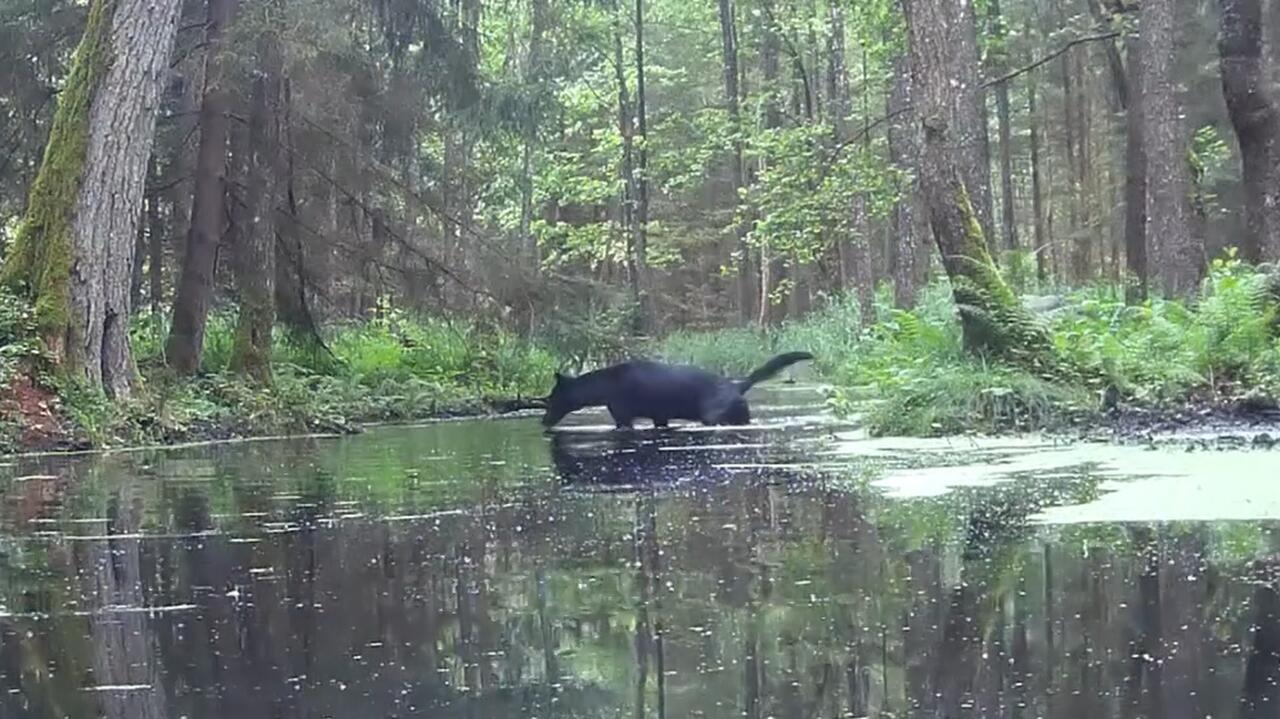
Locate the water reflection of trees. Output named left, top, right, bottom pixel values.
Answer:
left=2, top=434, right=1280, bottom=717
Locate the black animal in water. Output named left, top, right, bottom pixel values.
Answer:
left=541, top=351, right=814, bottom=428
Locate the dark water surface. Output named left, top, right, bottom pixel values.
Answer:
left=2, top=386, right=1279, bottom=718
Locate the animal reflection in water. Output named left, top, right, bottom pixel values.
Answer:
left=547, top=426, right=779, bottom=488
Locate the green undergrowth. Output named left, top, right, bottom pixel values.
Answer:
left=657, top=256, right=1280, bottom=437
left=3, top=306, right=562, bottom=453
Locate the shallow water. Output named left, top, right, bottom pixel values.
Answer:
left=1, top=386, right=1278, bottom=718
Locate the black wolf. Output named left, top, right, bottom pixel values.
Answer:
left=541, top=352, right=814, bottom=429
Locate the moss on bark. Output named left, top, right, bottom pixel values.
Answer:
left=945, top=184, right=1063, bottom=377
left=0, top=0, right=117, bottom=354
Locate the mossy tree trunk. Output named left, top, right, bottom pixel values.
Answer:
left=1, top=0, right=182, bottom=398
left=904, top=0, right=1057, bottom=366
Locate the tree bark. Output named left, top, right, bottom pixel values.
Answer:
left=1029, top=65, right=1049, bottom=284
left=1086, top=0, right=1130, bottom=111
left=758, top=0, right=785, bottom=326
left=1, top=0, right=183, bottom=397
left=1123, top=9, right=1149, bottom=301
left=1060, top=45, right=1087, bottom=283
left=613, top=2, right=642, bottom=327
left=1141, top=0, right=1202, bottom=296
left=905, top=0, right=1055, bottom=359
left=632, top=0, right=653, bottom=332
left=230, top=6, right=284, bottom=383
left=146, top=160, right=166, bottom=317
left=888, top=54, right=928, bottom=309
left=719, top=0, right=756, bottom=323
left=1219, top=0, right=1280, bottom=263
left=519, top=0, right=549, bottom=269
left=166, top=0, right=240, bottom=374
left=989, top=0, right=1019, bottom=255
left=953, top=0, right=995, bottom=252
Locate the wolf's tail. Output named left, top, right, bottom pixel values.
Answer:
left=737, top=351, right=814, bottom=392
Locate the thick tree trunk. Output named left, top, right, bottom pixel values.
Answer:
left=719, top=0, right=756, bottom=323
left=905, top=0, right=1055, bottom=360
left=1, top=0, right=182, bottom=397
left=888, top=54, right=928, bottom=309
left=1219, top=0, right=1280, bottom=263
left=1123, top=14, right=1149, bottom=302
left=1141, top=0, right=1202, bottom=296
left=230, top=11, right=284, bottom=383
left=166, top=0, right=239, bottom=374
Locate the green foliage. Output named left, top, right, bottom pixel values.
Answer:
left=830, top=257, right=1280, bottom=435
left=1052, top=252, right=1280, bottom=401
left=651, top=258, right=1280, bottom=438
left=13, top=308, right=564, bottom=452
left=743, top=127, right=900, bottom=266
left=0, top=287, right=47, bottom=385
left=656, top=327, right=774, bottom=376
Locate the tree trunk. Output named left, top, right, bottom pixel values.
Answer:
left=905, top=0, right=1055, bottom=360
left=148, top=190, right=165, bottom=317
left=612, top=3, right=639, bottom=324
left=166, top=0, right=239, bottom=374
left=1029, top=65, right=1049, bottom=285
left=1060, top=45, right=1086, bottom=283
left=989, top=0, right=1019, bottom=255
left=1219, top=0, right=1280, bottom=263
left=1075, top=46, right=1096, bottom=282
left=888, top=54, right=929, bottom=308
left=1141, top=0, right=1202, bottom=296
left=1, top=0, right=183, bottom=397
left=847, top=48, right=876, bottom=324
left=1086, top=0, right=1130, bottom=111
left=719, top=0, right=756, bottom=323
left=519, top=0, right=549, bottom=269
left=230, top=7, right=284, bottom=383
left=953, top=0, right=995, bottom=252
left=1123, top=12, right=1149, bottom=302
left=632, top=0, right=653, bottom=333
left=758, top=0, right=784, bottom=326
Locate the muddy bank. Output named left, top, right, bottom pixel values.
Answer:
left=1068, top=400, right=1280, bottom=449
